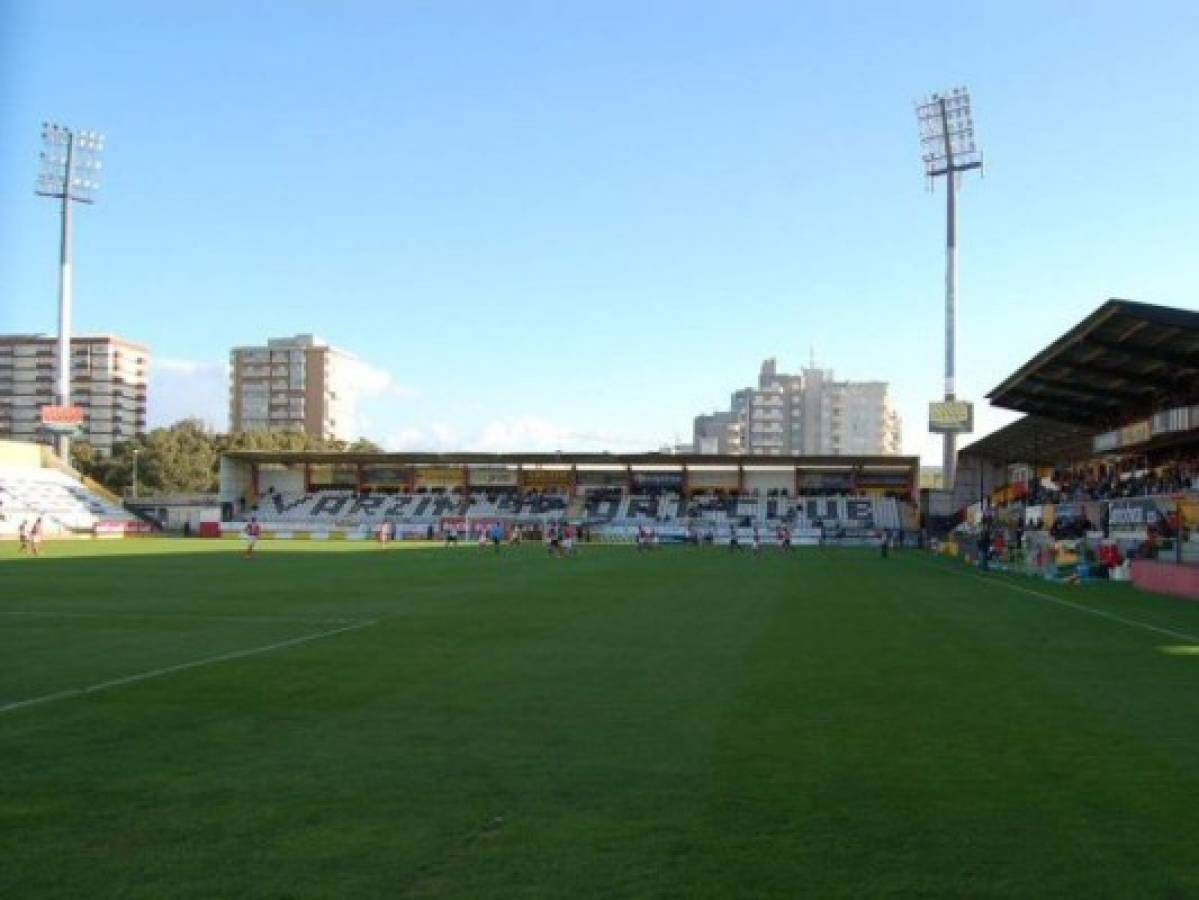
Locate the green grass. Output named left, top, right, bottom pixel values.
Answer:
left=4, top=539, right=1199, bottom=898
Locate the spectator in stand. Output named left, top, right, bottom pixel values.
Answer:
left=1098, top=542, right=1123, bottom=573
left=991, top=453, right=1198, bottom=524
left=978, top=525, right=991, bottom=570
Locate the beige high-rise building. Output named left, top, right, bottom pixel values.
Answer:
left=0, top=334, right=150, bottom=455
left=229, top=334, right=355, bottom=441
left=694, top=358, right=902, bottom=456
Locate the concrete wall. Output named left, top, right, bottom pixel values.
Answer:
left=744, top=470, right=794, bottom=494
left=259, top=466, right=305, bottom=496
left=219, top=457, right=252, bottom=505
left=688, top=469, right=739, bottom=489
left=0, top=439, right=43, bottom=468
left=1132, top=559, right=1199, bottom=601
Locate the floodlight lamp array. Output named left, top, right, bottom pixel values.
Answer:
left=36, top=122, right=105, bottom=203
left=915, top=87, right=981, bottom=177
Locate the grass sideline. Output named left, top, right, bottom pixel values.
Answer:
left=4, top=539, right=1199, bottom=898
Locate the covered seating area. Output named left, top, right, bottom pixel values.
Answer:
left=949, top=299, right=1199, bottom=594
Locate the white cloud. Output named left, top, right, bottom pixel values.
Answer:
left=385, top=422, right=462, bottom=451
left=341, top=357, right=418, bottom=402
left=149, top=358, right=228, bottom=430
left=341, top=358, right=418, bottom=440
left=384, top=415, right=652, bottom=453
left=475, top=416, right=632, bottom=452
left=148, top=355, right=417, bottom=439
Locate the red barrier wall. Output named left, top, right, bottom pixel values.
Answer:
left=1131, top=559, right=1199, bottom=600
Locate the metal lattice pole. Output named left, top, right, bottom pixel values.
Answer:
left=36, top=123, right=104, bottom=462
left=915, top=89, right=981, bottom=490
left=55, top=132, right=75, bottom=460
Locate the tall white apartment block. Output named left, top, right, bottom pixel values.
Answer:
left=694, top=358, right=902, bottom=456
left=229, top=334, right=355, bottom=441
left=0, top=334, right=149, bottom=455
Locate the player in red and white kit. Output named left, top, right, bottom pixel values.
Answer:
left=243, top=516, right=262, bottom=558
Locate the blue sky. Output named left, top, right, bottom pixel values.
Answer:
left=2, top=1, right=1197, bottom=461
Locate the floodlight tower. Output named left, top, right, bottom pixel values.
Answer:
left=916, top=88, right=981, bottom=489
left=35, top=123, right=105, bottom=459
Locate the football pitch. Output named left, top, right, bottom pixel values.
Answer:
left=4, top=540, right=1199, bottom=899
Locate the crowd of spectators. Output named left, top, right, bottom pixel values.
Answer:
left=1044, top=516, right=1098, bottom=540
left=1027, top=455, right=1199, bottom=505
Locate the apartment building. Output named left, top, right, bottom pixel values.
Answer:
left=694, top=358, right=902, bottom=456
left=229, top=334, right=355, bottom=441
left=0, top=334, right=149, bottom=455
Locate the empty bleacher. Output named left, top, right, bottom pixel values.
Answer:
left=0, top=466, right=140, bottom=535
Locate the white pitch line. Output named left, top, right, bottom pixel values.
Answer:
left=0, top=610, right=358, bottom=625
left=913, top=559, right=1199, bottom=645
left=0, top=619, right=376, bottom=716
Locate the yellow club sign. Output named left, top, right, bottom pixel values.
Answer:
left=929, top=400, right=974, bottom=434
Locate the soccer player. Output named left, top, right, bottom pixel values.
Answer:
left=563, top=524, right=576, bottom=556
left=729, top=526, right=739, bottom=551
left=243, top=516, right=261, bottom=558
left=29, top=517, right=44, bottom=556
left=17, top=519, right=29, bottom=554
left=752, top=526, right=762, bottom=555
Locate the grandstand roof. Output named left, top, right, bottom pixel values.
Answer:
left=987, top=299, right=1199, bottom=428
left=223, top=450, right=919, bottom=472
left=983, top=299, right=1199, bottom=429
left=958, top=416, right=1096, bottom=465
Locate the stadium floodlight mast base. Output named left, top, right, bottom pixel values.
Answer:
left=916, top=87, right=981, bottom=489
left=35, top=122, right=105, bottom=461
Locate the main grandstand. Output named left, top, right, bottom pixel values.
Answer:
left=217, top=451, right=920, bottom=543
left=946, top=299, right=1199, bottom=587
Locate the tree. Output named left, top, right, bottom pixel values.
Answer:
left=216, top=429, right=348, bottom=454
left=70, top=441, right=101, bottom=479
left=94, top=419, right=218, bottom=495
left=70, top=421, right=388, bottom=496
left=144, top=418, right=219, bottom=493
